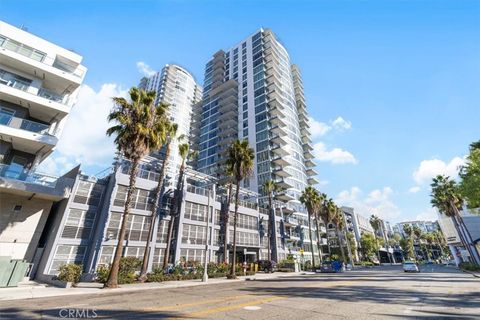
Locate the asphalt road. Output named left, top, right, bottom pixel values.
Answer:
left=0, top=265, right=478, bottom=319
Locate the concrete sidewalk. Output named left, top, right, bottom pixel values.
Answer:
left=0, top=272, right=301, bottom=301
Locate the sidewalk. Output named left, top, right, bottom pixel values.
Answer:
left=0, top=272, right=301, bottom=301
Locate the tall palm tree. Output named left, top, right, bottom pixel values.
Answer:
left=226, top=140, right=254, bottom=278
left=300, top=186, right=319, bottom=270
left=402, top=225, right=415, bottom=260
left=369, top=215, right=382, bottom=263
left=313, top=192, right=327, bottom=264
left=320, top=198, right=336, bottom=256
left=332, top=207, right=347, bottom=263
left=431, top=175, right=479, bottom=264
left=263, top=180, right=276, bottom=261
left=138, top=108, right=171, bottom=279
left=160, top=125, right=186, bottom=269
left=222, top=168, right=234, bottom=263
left=105, top=87, right=164, bottom=288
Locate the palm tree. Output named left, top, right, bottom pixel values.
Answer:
left=369, top=215, right=382, bottom=263
left=138, top=108, right=171, bottom=280
left=402, top=225, right=415, bottom=260
left=222, top=168, right=234, bottom=263
left=320, top=198, right=336, bottom=256
left=313, top=192, right=327, bottom=264
left=226, top=140, right=254, bottom=278
left=160, top=125, right=187, bottom=269
left=105, top=87, right=164, bottom=288
left=263, top=180, right=276, bottom=261
left=332, top=207, right=347, bottom=263
left=431, top=175, right=479, bottom=264
left=300, top=186, right=320, bottom=270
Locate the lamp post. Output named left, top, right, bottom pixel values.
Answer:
left=203, top=184, right=216, bottom=282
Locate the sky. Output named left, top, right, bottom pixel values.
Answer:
left=2, top=0, right=479, bottom=223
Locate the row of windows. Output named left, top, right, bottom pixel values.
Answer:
left=73, top=181, right=105, bottom=207
left=49, top=245, right=86, bottom=275
left=106, top=212, right=151, bottom=242
left=184, top=201, right=208, bottom=222
left=182, top=224, right=206, bottom=245
left=229, top=212, right=258, bottom=230
left=113, top=185, right=155, bottom=211
left=61, top=208, right=96, bottom=240
left=229, top=231, right=259, bottom=246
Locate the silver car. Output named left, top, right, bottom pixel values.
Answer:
left=403, top=261, right=420, bottom=273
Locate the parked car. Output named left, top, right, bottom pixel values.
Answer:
left=257, top=260, right=277, bottom=273
left=320, top=261, right=334, bottom=273
left=403, top=261, right=420, bottom=273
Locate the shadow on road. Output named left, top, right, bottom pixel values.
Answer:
left=0, top=307, right=190, bottom=319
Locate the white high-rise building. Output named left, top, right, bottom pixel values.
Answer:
left=139, top=64, right=202, bottom=177
left=193, top=29, right=319, bottom=262
left=0, top=21, right=86, bottom=264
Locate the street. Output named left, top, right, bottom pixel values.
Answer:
left=0, top=265, right=478, bottom=319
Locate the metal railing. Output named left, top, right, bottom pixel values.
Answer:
left=0, top=35, right=85, bottom=78
left=120, top=164, right=160, bottom=182
left=0, top=163, right=58, bottom=187
left=0, top=69, right=71, bottom=105
left=186, top=184, right=209, bottom=197
left=0, top=113, right=50, bottom=134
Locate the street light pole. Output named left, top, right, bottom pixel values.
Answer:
left=203, top=186, right=211, bottom=282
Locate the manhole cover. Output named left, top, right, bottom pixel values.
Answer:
left=243, top=306, right=262, bottom=311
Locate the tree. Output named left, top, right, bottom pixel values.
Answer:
left=226, top=140, right=254, bottom=278
left=221, top=167, right=234, bottom=263
left=320, top=198, right=337, bottom=256
left=402, top=225, right=415, bottom=260
left=332, top=207, right=347, bottom=263
left=313, top=192, right=327, bottom=264
left=300, top=186, right=320, bottom=270
left=360, top=233, right=379, bottom=261
left=369, top=215, right=383, bottom=263
left=105, top=88, right=164, bottom=288
left=138, top=107, right=171, bottom=280
left=263, top=180, right=276, bottom=261
left=431, top=175, right=479, bottom=264
left=459, top=141, right=480, bottom=209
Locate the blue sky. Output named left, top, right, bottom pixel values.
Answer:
left=2, top=0, right=479, bottom=223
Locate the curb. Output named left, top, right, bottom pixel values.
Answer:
left=459, top=268, right=480, bottom=278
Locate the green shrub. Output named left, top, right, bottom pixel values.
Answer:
left=58, top=264, right=83, bottom=284
left=146, top=269, right=165, bottom=282
left=459, top=262, right=480, bottom=271
left=96, top=257, right=142, bottom=284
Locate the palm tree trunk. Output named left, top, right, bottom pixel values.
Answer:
left=223, top=183, right=233, bottom=263
left=307, top=211, right=316, bottom=270
left=105, top=158, right=139, bottom=288
left=336, top=228, right=346, bottom=263
left=267, top=194, right=272, bottom=261
left=230, top=181, right=240, bottom=277
left=452, top=203, right=480, bottom=264
left=314, top=217, right=323, bottom=264
left=140, top=145, right=171, bottom=277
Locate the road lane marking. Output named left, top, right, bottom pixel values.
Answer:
left=173, top=296, right=284, bottom=319
left=143, top=294, right=253, bottom=312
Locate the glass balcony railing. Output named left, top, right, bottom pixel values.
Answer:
left=0, top=163, right=58, bottom=187
left=0, top=69, right=71, bottom=105
left=0, top=113, right=51, bottom=134
left=0, top=35, right=85, bottom=78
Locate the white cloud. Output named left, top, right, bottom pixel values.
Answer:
left=309, top=117, right=331, bottom=138
left=317, top=180, right=330, bottom=187
left=308, top=116, right=352, bottom=139
left=336, top=186, right=401, bottom=221
left=412, top=157, right=465, bottom=185
left=331, top=116, right=352, bottom=130
left=38, top=84, right=127, bottom=175
left=313, top=142, right=358, bottom=165
left=136, top=61, right=156, bottom=77
left=408, top=186, right=421, bottom=193
left=416, top=208, right=438, bottom=221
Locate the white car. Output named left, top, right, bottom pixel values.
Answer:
left=403, top=261, right=420, bottom=273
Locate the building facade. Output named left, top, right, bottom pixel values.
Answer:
left=0, top=21, right=86, bottom=269
left=139, top=64, right=202, bottom=185
left=193, top=29, right=321, bottom=263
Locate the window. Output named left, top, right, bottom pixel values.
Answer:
left=182, top=224, right=206, bottom=245
left=113, top=185, right=154, bottom=211
left=152, top=248, right=165, bottom=269
left=184, top=202, right=208, bottom=222
left=73, top=181, right=104, bottom=206
left=49, top=245, right=86, bottom=275
left=179, top=249, right=205, bottom=262
left=61, top=209, right=96, bottom=240
left=105, top=212, right=151, bottom=242
left=156, top=219, right=169, bottom=243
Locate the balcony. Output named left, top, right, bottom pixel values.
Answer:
left=306, top=168, right=317, bottom=176
left=271, top=145, right=288, bottom=157
left=304, top=150, right=314, bottom=160
left=270, top=115, right=286, bottom=127
left=275, top=191, right=295, bottom=202
left=0, top=35, right=86, bottom=89
left=270, top=134, right=287, bottom=146
left=305, top=159, right=315, bottom=168
left=270, top=125, right=287, bottom=137
left=308, top=177, right=319, bottom=185
left=275, top=178, right=293, bottom=190
left=0, top=70, right=71, bottom=121
left=273, top=167, right=290, bottom=178
left=272, top=156, right=290, bottom=167
left=0, top=113, right=57, bottom=154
